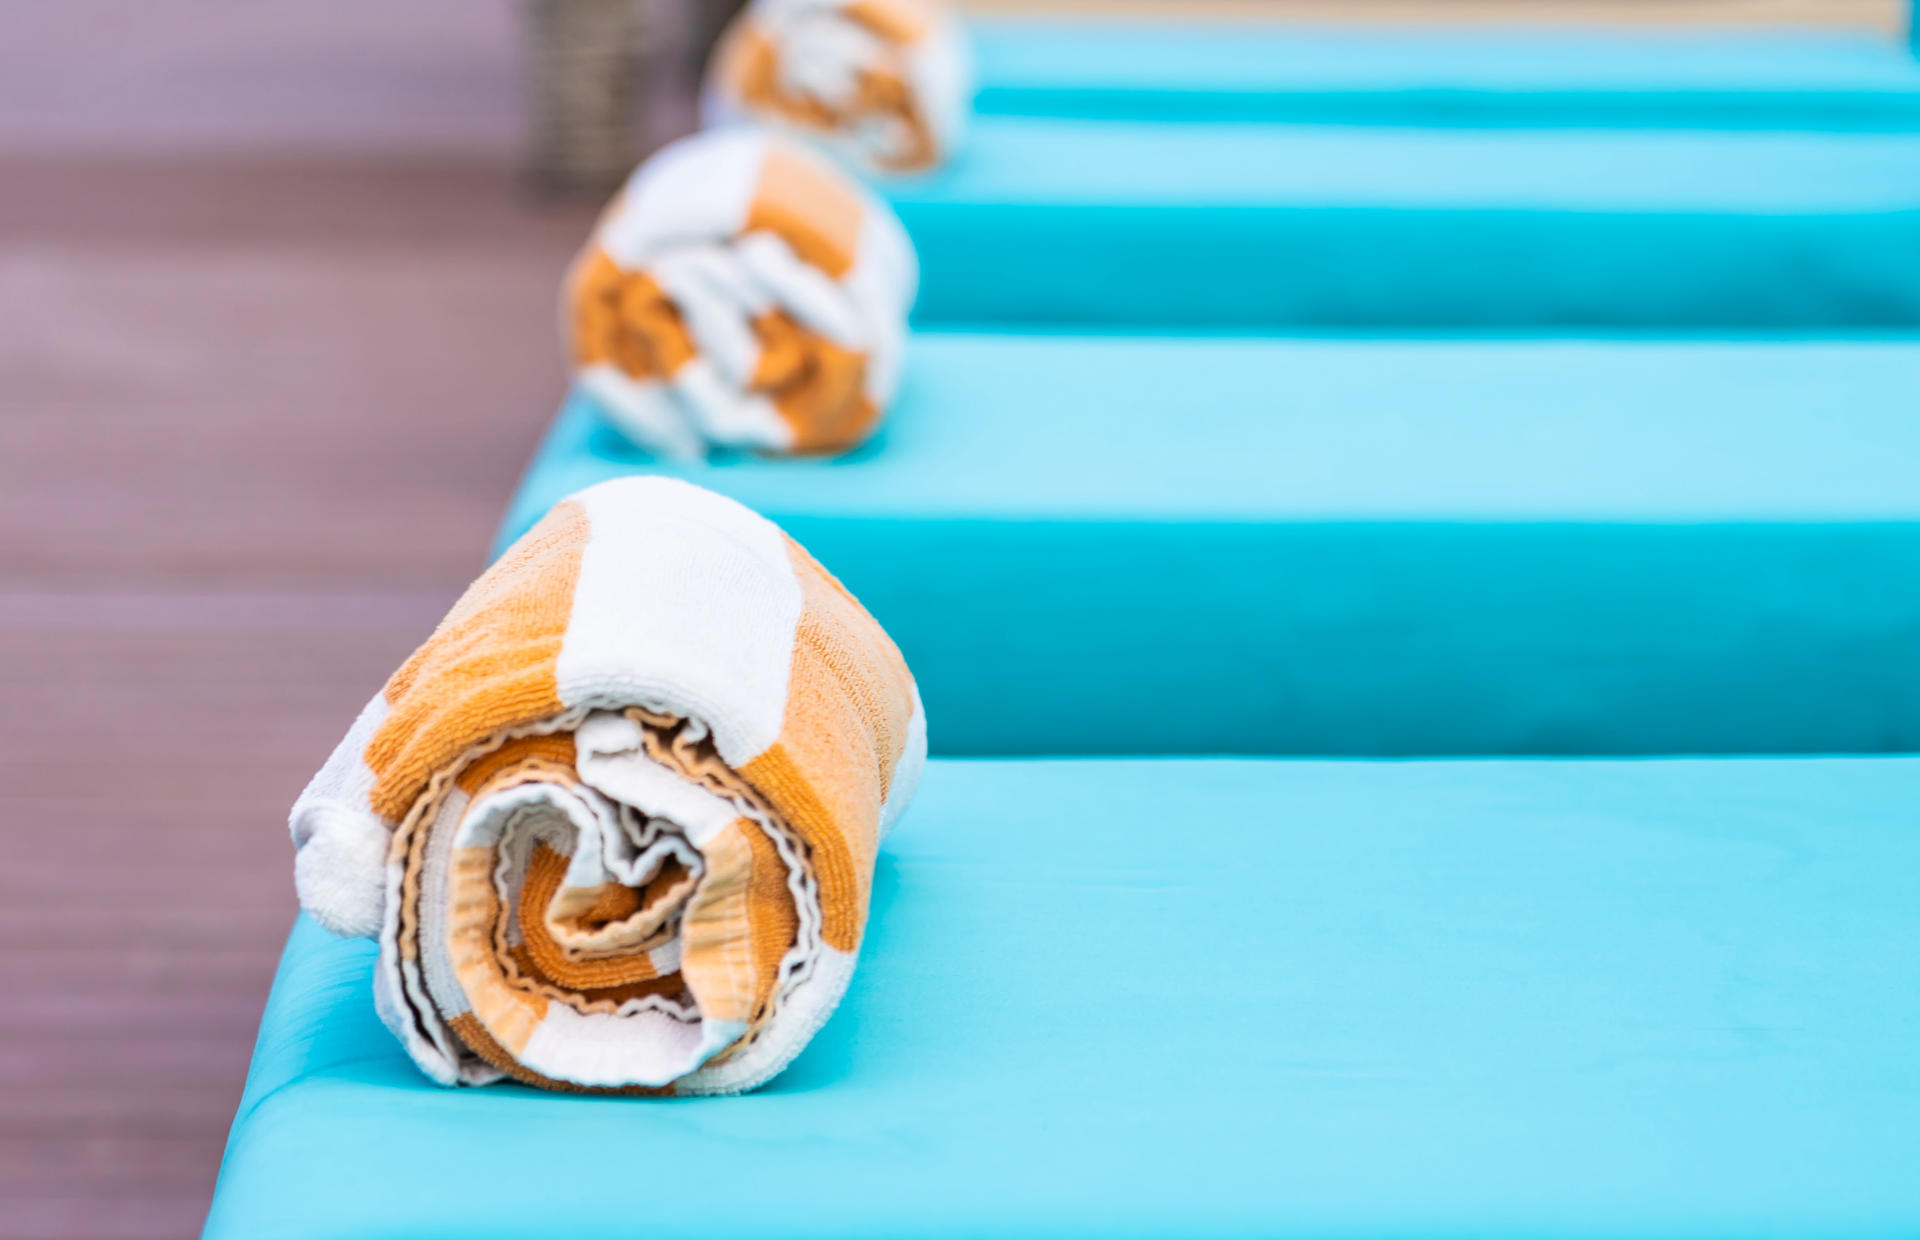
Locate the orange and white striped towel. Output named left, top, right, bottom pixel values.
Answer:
left=289, top=477, right=925, bottom=1094
left=704, top=0, right=971, bottom=175
left=566, top=129, right=917, bottom=459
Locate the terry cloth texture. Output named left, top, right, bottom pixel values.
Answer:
left=565, top=129, right=917, bottom=459
left=704, top=0, right=972, bottom=174
left=288, top=475, right=926, bottom=1095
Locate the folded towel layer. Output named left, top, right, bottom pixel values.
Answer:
left=567, top=130, right=917, bottom=458
left=705, top=0, right=971, bottom=173
left=290, top=476, right=925, bottom=1093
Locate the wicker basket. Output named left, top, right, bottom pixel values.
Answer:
left=521, top=0, right=749, bottom=195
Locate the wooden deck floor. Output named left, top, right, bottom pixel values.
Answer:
left=0, top=1, right=616, bottom=1231
left=0, top=154, right=597, bottom=1238
left=0, top=0, right=624, bottom=1189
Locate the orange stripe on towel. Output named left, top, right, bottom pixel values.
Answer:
left=741, top=537, right=915, bottom=951
left=751, top=310, right=879, bottom=453
left=747, top=144, right=864, bottom=279
left=366, top=500, right=588, bottom=823
left=846, top=0, right=933, bottom=44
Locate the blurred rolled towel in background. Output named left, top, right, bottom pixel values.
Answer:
left=288, top=476, right=925, bottom=1093
left=704, top=0, right=971, bottom=173
left=566, top=129, right=917, bottom=457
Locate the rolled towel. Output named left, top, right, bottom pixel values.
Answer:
left=289, top=476, right=926, bottom=1094
left=565, top=129, right=917, bottom=458
left=704, top=0, right=971, bottom=175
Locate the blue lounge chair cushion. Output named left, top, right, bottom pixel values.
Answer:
left=203, top=756, right=1920, bottom=1240
left=887, top=120, right=1920, bottom=327
left=504, top=335, right=1920, bottom=757
left=969, top=21, right=1920, bottom=128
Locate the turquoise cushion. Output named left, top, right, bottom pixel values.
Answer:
left=204, top=757, right=1920, bottom=1240
left=502, top=335, right=1920, bottom=757
left=969, top=21, right=1920, bottom=128
left=889, top=120, right=1920, bottom=326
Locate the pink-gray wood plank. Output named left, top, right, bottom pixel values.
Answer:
left=0, top=103, right=601, bottom=1240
